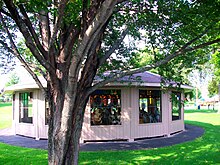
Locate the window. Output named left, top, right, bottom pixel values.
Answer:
left=19, top=92, right=33, bottom=123
left=171, top=92, right=181, bottom=121
left=90, top=90, right=121, bottom=125
left=139, top=90, right=161, bottom=124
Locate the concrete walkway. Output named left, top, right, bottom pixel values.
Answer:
left=0, top=124, right=204, bottom=151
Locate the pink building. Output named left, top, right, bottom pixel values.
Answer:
left=6, top=71, right=192, bottom=142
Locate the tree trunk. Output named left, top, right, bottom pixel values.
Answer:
left=47, top=53, right=98, bottom=164
left=48, top=88, right=89, bottom=165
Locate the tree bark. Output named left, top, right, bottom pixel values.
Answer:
left=48, top=91, right=88, bottom=165
left=47, top=46, right=99, bottom=165
left=47, top=74, right=97, bottom=164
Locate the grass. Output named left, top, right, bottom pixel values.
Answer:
left=0, top=103, right=220, bottom=164
left=0, top=143, right=47, bottom=165
left=79, top=110, right=220, bottom=164
left=0, top=102, right=12, bottom=129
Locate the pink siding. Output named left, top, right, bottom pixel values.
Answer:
left=130, top=88, right=167, bottom=139
left=13, top=87, right=185, bottom=141
left=37, top=90, right=48, bottom=139
left=81, top=87, right=185, bottom=141
left=81, top=88, right=131, bottom=141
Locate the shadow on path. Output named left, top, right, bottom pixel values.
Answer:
left=0, top=124, right=204, bottom=151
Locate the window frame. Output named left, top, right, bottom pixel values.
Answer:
left=90, top=89, right=122, bottom=126
left=19, top=92, right=33, bottom=124
left=171, top=91, right=182, bottom=121
left=139, top=89, right=162, bottom=124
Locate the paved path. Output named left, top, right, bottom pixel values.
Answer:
left=0, top=124, right=204, bottom=151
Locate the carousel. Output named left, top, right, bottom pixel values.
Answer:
left=5, top=71, right=191, bottom=142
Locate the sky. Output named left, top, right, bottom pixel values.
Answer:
left=0, top=74, right=9, bottom=89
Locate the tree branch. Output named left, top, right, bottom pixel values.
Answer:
left=0, top=8, right=11, bottom=17
left=26, top=62, right=47, bottom=80
left=186, top=38, right=220, bottom=52
left=116, top=0, right=128, bottom=4
left=74, top=0, right=117, bottom=66
left=48, top=0, right=69, bottom=51
left=99, top=28, right=129, bottom=66
left=89, top=34, right=220, bottom=93
left=61, top=24, right=80, bottom=63
left=38, top=10, right=51, bottom=60
left=3, top=0, right=56, bottom=77
left=68, top=0, right=118, bottom=94
left=0, top=40, right=14, bottom=54
left=0, top=12, right=47, bottom=96
left=18, top=4, right=47, bottom=58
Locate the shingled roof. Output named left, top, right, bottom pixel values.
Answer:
left=119, top=71, right=162, bottom=83
left=5, top=71, right=192, bottom=92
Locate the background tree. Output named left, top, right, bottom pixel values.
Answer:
left=0, top=0, right=220, bottom=164
left=208, top=78, right=219, bottom=97
left=185, top=88, right=202, bottom=102
left=5, top=72, right=19, bottom=87
left=0, top=72, right=20, bottom=102
left=208, top=50, right=220, bottom=96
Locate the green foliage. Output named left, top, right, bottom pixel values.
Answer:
left=186, top=88, right=202, bottom=100
left=17, top=41, right=45, bottom=75
left=14, top=0, right=52, bottom=12
left=1, top=0, right=220, bottom=81
left=17, top=41, right=37, bottom=64
left=124, top=0, right=220, bottom=84
left=208, top=78, right=219, bottom=97
left=208, top=51, right=220, bottom=96
left=2, top=73, right=19, bottom=100
left=211, top=50, right=220, bottom=80
left=64, top=1, right=82, bottom=26
left=5, top=72, right=19, bottom=87
left=130, top=48, right=156, bottom=67
left=93, top=0, right=220, bottom=80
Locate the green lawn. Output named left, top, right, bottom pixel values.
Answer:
left=0, top=103, right=220, bottom=164
left=79, top=110, right=220, bottom=164
left=0, top=143, right=47, bottom=165
left=0, top=102, right=12, bottom=129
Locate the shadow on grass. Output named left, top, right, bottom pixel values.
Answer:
left=79, top=121, right=220, bottom=165
left=0, top=121, right=219, bottom=164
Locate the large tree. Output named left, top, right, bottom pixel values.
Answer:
left=0, top=0, right=220, bottom=164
